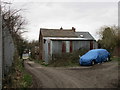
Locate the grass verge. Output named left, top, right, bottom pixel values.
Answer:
left=3, top=52, right=32, bottom=88
left=20, top=72, right=32, bottom=88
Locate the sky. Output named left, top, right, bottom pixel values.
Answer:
left=1, top=0, right=119, bottom=41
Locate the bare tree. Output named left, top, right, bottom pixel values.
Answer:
left=1, top=2, right=27, bottom=37
left=1, top=1, right=28, bottom=58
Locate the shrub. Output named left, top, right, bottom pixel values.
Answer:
left=49, top=49, right=88, bottom=67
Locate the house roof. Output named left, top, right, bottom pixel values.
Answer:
left=40, top=28, right=95, bottom=40
left=40, top=28, right=77, bottom=38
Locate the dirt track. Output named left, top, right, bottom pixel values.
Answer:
left=24, top=60, right=119, bottom=88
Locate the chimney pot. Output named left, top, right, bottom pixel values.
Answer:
left=72, top=27, right=75, bottom=32
left=60, top=27, right=63, bottom=30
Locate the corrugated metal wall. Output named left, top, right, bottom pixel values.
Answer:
left=66, top=41, right=70, bottom=52
left=52, top=40, right=92, bottom=53
left=74, top=41, right=91, bottom=50
left=43, top=40, right=48, bottom=63
left=43, top=40, right=98, bottom=63
left=93, top=41, right=98, bottom=49
left=52, top=41, right=62, bottom=54
left=44, top=39, right=53, bottom=63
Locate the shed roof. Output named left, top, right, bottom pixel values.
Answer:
left=40, top=28, right=77, bottom=37
left=40, top=28, right=95, bottom=40
left=43, top=37, right=94, bottom=41
left=75, top=32, right=95, bottom=40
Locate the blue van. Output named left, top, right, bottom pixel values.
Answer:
left=79, top=49, right=110, bottom=66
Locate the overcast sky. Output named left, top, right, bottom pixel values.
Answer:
left=2, top=0, right=118, bottom=41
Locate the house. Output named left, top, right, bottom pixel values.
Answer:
left=39, top=27, right=97, bottom=63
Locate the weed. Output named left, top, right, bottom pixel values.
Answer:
left=21, top=73, right=32, bottom=88
left=33, top=59, right=49, bottom=66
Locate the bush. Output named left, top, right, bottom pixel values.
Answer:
left=48, top=49, right=88, bottom=67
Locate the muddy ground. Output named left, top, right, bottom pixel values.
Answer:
left=24, top=60, right=119, bottom=88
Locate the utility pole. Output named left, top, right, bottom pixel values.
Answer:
left=0, top=0, right=2, bottom=89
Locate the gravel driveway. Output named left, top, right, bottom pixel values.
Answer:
left=24, top=60, right=119, bottom=88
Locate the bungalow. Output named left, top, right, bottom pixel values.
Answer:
left=39, top=27, right=97, bottom=63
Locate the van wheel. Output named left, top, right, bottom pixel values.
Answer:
left=91, top=60, right=95, bottom=66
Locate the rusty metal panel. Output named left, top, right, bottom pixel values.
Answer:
left=62, top=41, right=66, bottom=53
left=70, top=41, right=72, bottom=53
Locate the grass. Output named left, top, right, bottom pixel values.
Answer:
left=21, top=73, right=32, bottom=88
left=12, top=59, right=33, bottom=88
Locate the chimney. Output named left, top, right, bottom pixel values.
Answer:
left=72, top=27, right=75, bottom=32
left=60, top=27, right=63, bottom=30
